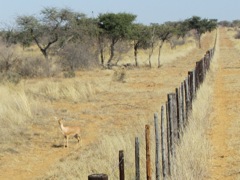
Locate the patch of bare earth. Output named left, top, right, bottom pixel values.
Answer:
left=208, top=27, right=240, bottom=179
left=0, top=33, right=215, bottom=179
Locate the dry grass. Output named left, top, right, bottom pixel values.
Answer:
left=170, top=71, right=215, bottom=179
left=0, top=31, right=217, bottom=179
left=228, top=43, right=240, bottom=179
left=0, top=77, right=99, bottom=154
left=222, top=29, right=240, bottom=177
left=41, top=68, right=216, bottom=180
left=118, top=37, right=196, bottom=67
left=0, top=83, right=33, bottom=141
left=39, top=35, right=215, bottom=179
left=26, top=78, right=98, bottom=102
left=228, top=118, right=240, bottom=177
left=226, top=28, right=240, bottom=50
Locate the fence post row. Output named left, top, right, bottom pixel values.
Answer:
left=158, top=46, right=215, bottom=179
left=162, top=48, right=215, bottom=179
left=88, top=45, right=216, bottom=179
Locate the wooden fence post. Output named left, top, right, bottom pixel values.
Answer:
left=198, top=59, right=204, bottom=85
left=202, top=57, right=206, bottom=79
left=195, top=61, right=200, bottom=90
left=167, top=95, right=173, bottom=156
left=135, top=137, right=140, bottom=180
left=175, top=88, right=180, bottom=140
left=161, top=106, right=167, bottom=180
left=188, top=70, right=196, bottom=103
left=166, top=102, right=171, bottom=176
left=181, top=82, right=185, bottom=128
left=119, top=150, right=124, bottom=180
left=204, top=51, right=210, bottom=71
left=88, top=174, right=108, bottom=180
left=177, top=85, right=183, bottom=135
left=154, top=113, right=160, bottom=180
left=167, top=93, right=178, bottom=155
left=184, top=79, right=190, bottom=123
left=145, top=124, right=152, bottom=180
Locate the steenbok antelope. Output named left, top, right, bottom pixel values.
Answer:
left=56, top=117, right=81, bottom=148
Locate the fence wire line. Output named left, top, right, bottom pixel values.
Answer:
left=108, top=155, right=124, bottom=177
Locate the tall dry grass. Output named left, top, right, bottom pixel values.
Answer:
left=0, top=78, right=100, bottom=152
left=114, top=35, right=196, bottom=67
left=26, top=79, right=97, bottom=102
left=0, top=83, right=34, bottom=143
left=170, top=33, right=218, bottom=179
left=170, top=75, right=214, bottom=179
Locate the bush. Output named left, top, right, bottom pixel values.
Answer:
left=169, top=37, right=186, bottom=49
left=60, top=42, right=99, bottom=71
left=234, top=31, right=240, bottom=39
left=112, top=67, right=126, bottom=82
left=0, top=42, right=61, bottom=78
left=0, top=72, right=21, bottom=84
left=0, top=45, right=18, bottom=73
left=18, top=57, right=61, bottom=78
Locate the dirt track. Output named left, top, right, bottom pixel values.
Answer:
left=208, top=28, right=240, bottom=179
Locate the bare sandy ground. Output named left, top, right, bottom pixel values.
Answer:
left=208, top=28, right=240, bottom=179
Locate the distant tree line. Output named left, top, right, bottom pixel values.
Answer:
left=0, top=7, right=217, bottom=75
left=218, top=20, right=240, bottom=40
left=218, top=20, right=240, bottom=27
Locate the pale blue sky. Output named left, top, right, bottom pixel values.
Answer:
left=0, top=0, right=239, bottom=27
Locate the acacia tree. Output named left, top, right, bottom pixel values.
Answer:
left=16, top=7, right=77, bottom=59
left=147, top=24, right=158, bottom=68
left=98, top=13, right=136, bottom=67
left=167, top=21, right=189, bottom=49
left=155, top=23, right=174, bottom=68
left=59, top=17, right=100, bottom=71
left=58, top=15, right=101, bottom=70
left=186, top=16, right=217, bottom=48
left=131, top=24, right=151, bottom=66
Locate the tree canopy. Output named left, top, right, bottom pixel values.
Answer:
left=98, top=13, right=136, bottom=66
left=1, top=8, right=219, bottom=71
left=186, top=16, right=217, bottom=48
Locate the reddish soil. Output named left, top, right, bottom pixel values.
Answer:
left=208, top=28, right=240, bottom=179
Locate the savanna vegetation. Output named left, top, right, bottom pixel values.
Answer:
left=1, top=6, right=240, bottom=180
left=0, top=7, right=217, bottom=80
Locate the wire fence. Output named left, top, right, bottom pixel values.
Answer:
left=88, top=32, right=217, bottom=180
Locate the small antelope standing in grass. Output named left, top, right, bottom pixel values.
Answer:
left=57, top=118, right=81, bottom=148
